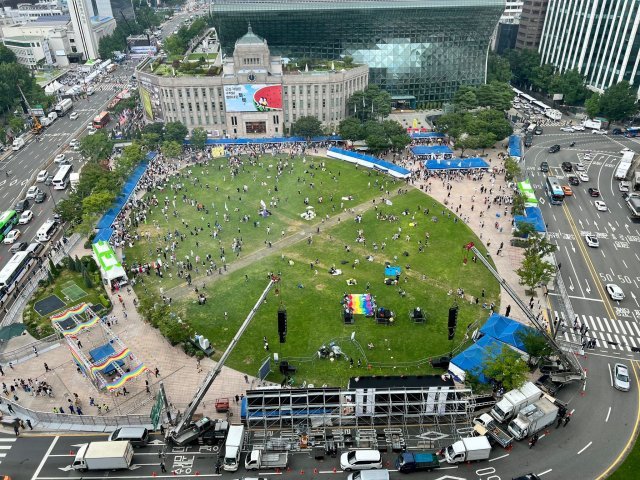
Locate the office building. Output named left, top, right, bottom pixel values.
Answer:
left=516, top=0, right=549, bottom=49
left=67, top=0, right=115, bottom=59
left=212, top=0, right=504, bottom=105
left=136, top=27, right=369, bottom=136
left=2, top=35, right=53, bottom=68
left=539, top=0, right=640, bottom=95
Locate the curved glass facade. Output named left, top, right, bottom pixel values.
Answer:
left=213, top=0, right=504, bottom=104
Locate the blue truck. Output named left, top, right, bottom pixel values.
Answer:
left=395, top=452, right=441, bottom=473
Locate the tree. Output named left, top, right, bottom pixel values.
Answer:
left=483, top=345, right=529, bottom=391
left=550, top=69, right=589, bottom=105
left=504, top=157, right=521, bottom=181
left=516, top=250, right=556, bottom=294
left=585, top=94, right=601, bottom=119
left=525, top=232, right=558, bottom=257
left=48, top=258, right=58, bottom=277
left=517, top=329, right=553, bottom=367
left=454, top=89, right=478, bottom=112
left=0, top=44, right=17, bottom=64
left=190, top=127, right=207, bottom=150
left=599, top=81, right=639, bottom=122
left=141, top=132, right=161, bottom=150
left=162, top=140, right=182, bottom=159
left=338, top=117, right=364, bottom=140
left=82, top=191, right=116, bottom=215
left=80, top=131, right=113, bottom=161
left=291, top=115, right=323, bottom=140
left=475, top=82, right=514, bottom=111
left=511, top=192, right=526, bottom=216
left=487, top=52, right=511, bottom=83
left=82, top=269, right=94, bottom=288
left=507, top=49, right=543, bottom=89
left=165, top=121, right=188, bottom=143
left=347, top=85, right=392, bottom=122
left=142, top=122, right=165, bottom=137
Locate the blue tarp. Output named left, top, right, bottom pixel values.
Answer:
left=88, top=343, right=123, bottom=375
left=93, top=151, right=157, bottom=243
left=410, top=145, right=453, bottom=156
left=384, top=266, right=401, bottom=276
left=514, top=206, right=546, bottom=233
left=509, top=134, right=522, bottom=159
left=192, top=135, right=342, bottom=146
left=424, top=157, right=490, bottom=170
left=479, top=313, right=537, bottom=352
left=449, top=334, right=503, bottom=383
left=327, top=147, right=411, bottom=178
left=410, top=132, right=446, bottom=139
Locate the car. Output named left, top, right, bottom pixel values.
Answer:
left=9, top=241, right=28, bottom=254
left=568, top=176, right=580, bottom=186
left=578, top=172, right=589, bottom=182
left=3, top=229, right=21, bottom=244
left=588, top=187, right=600, bottom=197
left=44, top=175, right=54, bottom=186
left=606, top=283, right=625, bottom=301
left=585, top=235, right=599, bottom=247
left=619, top=181, right=630, bottom=192
left=620, top=147, right=632, bottom=154
left=614, top=363, right=631, bottom=391
left=54, top=153, right=66, bottom=164
left=561, top=185, right=573, bottom=196
left=612, top=128, right=623, bottom=135
left=561, top=161, right=573, bottom=172
left=36, top=170, right=48, bottom=182
left=583, top=153, right=592, bottom=161
left=539, top=162, right=549, bottom=173
left=340, top=450, right=383, bottom=471
left=513, top=475, right=541, bottom=480
left=573, top=124, right=585, bottom=131
left=18, top=210, right=33, bottom=224
left=560, top=126, right=575, bottom=132
left=595, top=200, right=607, bottom=211
left=574, top=162, right=585, bottom=171
left=34, top=190, right=47, bottom=203
left=14, top=199, right=29, bottom=213
left=88, top=128, right=97, bottom=135
left=548, top=144, right=561, bottom=153
left=26, top=186, right=40, bottom=199
left=592, top=129, right=608, bottom=135
left=69, top=139, right=80, bottom=148
left=69, top=112, right=79, bottom=120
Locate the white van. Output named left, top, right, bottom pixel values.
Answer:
left=340, top=450, right=383, bottom=472
left=348, top=471, right=390, bottom=480
left=223, top=425, right=245, bottom=471
left=12, top=137, right=25, bottom=151
left=36, top=219, right=57, bottom=243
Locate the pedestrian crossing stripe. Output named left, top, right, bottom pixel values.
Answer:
left=0, top=437, right=17, bottom=464
left=557, top=312, right=640, bottom=352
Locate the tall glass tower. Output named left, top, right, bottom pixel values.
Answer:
left=212, top=0, right=505, bottom=104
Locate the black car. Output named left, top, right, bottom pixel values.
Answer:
left=568, top=176, right=580, bottom=186
left=561, top=161, right=573, bottom=172
left=14, top=199, right=29, bottom=213
left=34, top=190, right=47, bottom=203
left=9, top=241, right=28, bottom=254
left=588, top=187, right=600, bottom=197
left=548, top=144, right=560, bottom=153
left=540, top=162, right=549, bottom=172
left=534, top=126, right=543, bottom=135
left=612, top=128, right=623, bottom=135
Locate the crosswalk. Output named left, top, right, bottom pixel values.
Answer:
left=0, top=437, right=17, bottom=466
left=556, top=311, right=640, bottom=353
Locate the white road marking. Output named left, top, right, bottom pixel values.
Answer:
left=31, top=435, right=58, bottom=480
left=608, top=363, right=613, bottom=387
left=538, top=469, right=553, bottom=476
left=605, top=406, right=612, bottom=422
left=577, top=441, right=592, bottom=455
left=488, top=453, right=509, bottom=462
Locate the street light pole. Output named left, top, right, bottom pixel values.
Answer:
left=47, top=184, right=57, bottom=209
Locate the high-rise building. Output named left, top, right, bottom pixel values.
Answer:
left=212, top=0, right=504, bottom=104
left=67, top=0, right=115, bottom=59
left=492, top=0, right=523, bottom=53
left=539, top=0, right=640, bottom=95
left=516, top=0, right=549, bottom=50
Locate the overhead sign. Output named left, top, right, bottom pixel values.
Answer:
left=223, top=84, right=282, bottom=112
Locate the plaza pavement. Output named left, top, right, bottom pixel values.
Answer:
left=0, top=144, right=544, bottom=431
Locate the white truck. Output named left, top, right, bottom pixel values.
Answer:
left=490, top=382, right=542, bottom=423
left=545, top=109, right=562, bottom=121
left=507, top=396, right=559, bottom=440
left=473, top=413, right=514, bottom=448
left=582, top=118, right=602, bottom=130
left=47, top=111, right=58, bottom=123
left=55, top=98, right=73, bottom=116
left=223, top=424, right=245, bottom=471
left=39, top=116, right=52, bottom=127
left=244, top=449, right=289, bottom=470
left=70, top=172, right=80, bottom=190
left=443, top=436, right=492, bottom=464
left=11, top=137, right=25, bottom=151
left=72, top=441, right=134, bottom=471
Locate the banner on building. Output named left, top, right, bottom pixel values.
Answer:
left=223, top=84, right=282, bottom=112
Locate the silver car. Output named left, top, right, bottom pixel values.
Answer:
left=614, top=363, right=630, bottom=391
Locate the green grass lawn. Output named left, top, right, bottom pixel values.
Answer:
left=126, top=156, right=499, bottom=386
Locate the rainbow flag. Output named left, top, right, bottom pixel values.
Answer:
left=90, top=348, right=130, bottom=373
left=51, top=303, right=90, bottom=322
left=347, top=294, right=374, bottom=315
left=106, top=364, right=148, bottom=391
left=59, top=315, right=99, bottom=336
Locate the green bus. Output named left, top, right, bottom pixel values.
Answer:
left=0, top=210, right=18, bottom=241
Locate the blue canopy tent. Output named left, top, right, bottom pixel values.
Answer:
left=448, top=335, right=503, bottom=383
left=327, top=147, right=411, bottom=179
left=514, top=206, right=546, bottom=233
left=479, top=313, right=538, bottom=353
left=410, top=145, right=453, bottom=159
left=509, top=134, right=523, bottom=161
left=410, top=132, right=446, bottom=139
left=424, top=157, right=490, bottom=171
left=197, top=135, right=342, bottom=145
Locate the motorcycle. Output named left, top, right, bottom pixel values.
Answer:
left=570, top=141, right=576, bottom=147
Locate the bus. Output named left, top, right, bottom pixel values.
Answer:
left=52, top=164, right=73, bottom=190
left=93, top=111, right=110, bottom=129
left=624, top=127, right=640, bottom=138
left=0, top=210, right=18, bottom=242
left=545, top=176, right=565, bottom=205
left=0, top=251, right=35, bottom=294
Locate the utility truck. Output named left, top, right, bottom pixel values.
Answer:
left=244, top=449, right=288, bottom=470
left=473, top=413, right=513, bottom=448
left=55, top=98, right=73, bottom=116
left=72, top=441, right=134, bottom=471
left=490, top=382, right=542, bottom=423
left=507, top=396, right=560, bottom=440
left=443, top=436, right=491, bottom=464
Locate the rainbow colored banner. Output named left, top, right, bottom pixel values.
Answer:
left=106, top=364, right=148, bottom=391
left=68, top=346, right=96, bottom=381
left=59, top=315, right=99, bottom=336
left=347, top=294, right=374, bottom=315
left=90, top=348, right=130, bottom=373
left=51, top=303, right=90, bottom=321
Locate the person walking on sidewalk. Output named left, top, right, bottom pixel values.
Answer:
left=529, top=433, right=539, bottom=449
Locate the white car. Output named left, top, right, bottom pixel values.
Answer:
left=54, top=153, right=66, bottom=164
left=592, top=129, right=608, bottom=135
left=36, top=170, right=48, bottom=183
left=573, top=124, right=585, bottom=131
left=574, top=162, right=585, bottom=171
left=560, top=127, right=575, bottom=132
left=584, top=234, right=599, bottom=248
left=26, top=186, right=40, bottom=199
left=3, top=229, right=21, bottom=244
left=614, top=363, right=631, bottom=391
left=18, top=210, right=33, bottom=225
left=583, top=153, right=592, bottom=161
left=69, top=112, right=79, bottom=120
left=579, top=172, right=589, bottom=182
left=606, top=283, right=625, bottom=301
left=69, top=139, right=80, bottom=148
left=88, top=128, right=97, bottom=135
left=594, top=200, right=608, bottom=211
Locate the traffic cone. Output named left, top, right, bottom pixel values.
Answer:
left=313, top=468, right=318, bottom=474
left=151, top=473, right=157, bottom=477
left=300, top=470, right=304, bottom=475
left=332, top=467, right=337, bottom=473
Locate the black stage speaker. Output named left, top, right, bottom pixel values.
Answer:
left=448, top=306, right=459, bottom=340
left=278, top=308, right=287, bottom=343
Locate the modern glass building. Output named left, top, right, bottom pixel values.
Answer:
left=212, top=0, right=505, bottom=105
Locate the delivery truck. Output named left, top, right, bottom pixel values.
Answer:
left=55, top=98, right=73, bottom=117
left=395, top=451, right=441, bottom=473
left=443, top=436, right=492, bottom=464
left=223, top=424, right=245, bottom=471
left=490, top=382, right=542, bottom=423
left=507, top=396, right=559, bottom=440
left=244, top=449, right=288, bottom=470
left=11, top=137, right=25, bottom=151
left=72, top=441, right=134, bottom=471
left=473, top=413, right=513, bottom=448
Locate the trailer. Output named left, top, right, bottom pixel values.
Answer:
left=473, top=413, right=514, bottom=448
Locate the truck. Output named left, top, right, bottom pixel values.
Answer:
left=507, top=396, right=559, bottom=440
left=443, top=436, right=492, bottom=464
left=71, top=441, right=134, bottom=471
left=582, top=118, right=602, bottom=130
left=472, top=413, right=514, bottom=448
left=615, top=151, right=635, bottom=180
left=490, top=381, right=542, bottom=423
left=47, top=111, right=58, bottom=123
left=54, top=98, right=73, bottom=117
left=395, top=451, right=441, bottom=473
left=171, top=416, right=217, bottom=446
left=70, top=172, right=80, bottom=190
left=11, top=137, right=25, bottom=151
left=244, top=449, right=289, bottom=470
left=545, top=109, right=562, bottom=121
left=39, top=116, right=52, bottom=127
left=223, top=424, right=245, bottom=471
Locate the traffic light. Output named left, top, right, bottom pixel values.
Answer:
left=448, top=306, right=459, bottom=340
left=278, top=308, right=287, bottom=343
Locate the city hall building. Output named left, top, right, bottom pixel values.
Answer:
left=136, top=28, right=369, bottom=137
left=212, top=0, right=504, bottom=105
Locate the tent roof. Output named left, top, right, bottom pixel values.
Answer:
left=410, top=145, right=453, bottom=156
left=449, top=335, right=502, bottom=383
left=424, top=157, right=490, bottom=170
left=479, top=313, right=537, bottom=352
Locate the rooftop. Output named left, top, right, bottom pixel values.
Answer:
left=235, top=24, right=264, bottom=46
left=32, top=14, right=70, bottom=23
